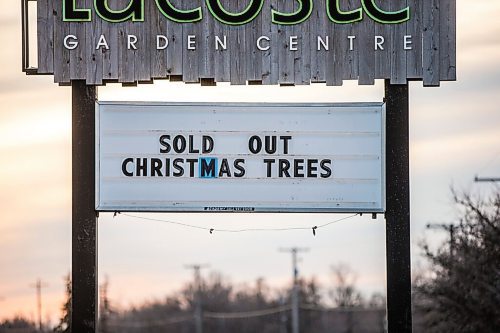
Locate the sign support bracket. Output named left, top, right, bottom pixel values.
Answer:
left=72, top=80, right=98, bottom=333
left=384, top=80, right=412, bottom=333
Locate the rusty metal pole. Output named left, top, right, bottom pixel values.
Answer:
left=72, top=80, right=98, bottom=333
left=385, top=80, right=412, bottom=333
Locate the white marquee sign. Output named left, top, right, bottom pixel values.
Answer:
left=96, top=102, right=385, bottom=213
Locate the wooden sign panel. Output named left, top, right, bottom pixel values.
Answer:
left=36, top=0, right=456, bottom=86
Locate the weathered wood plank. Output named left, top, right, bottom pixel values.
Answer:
left=165, top=0, right=183, bottom=76
left=374, top=0, right=391, bottom=80
left=423, top=0, right=440, bottom=86
left=229, top=1, right=247, bottom=85
left=119, top=12, right=136, bottom=83
left=325, top=15, right=338, bottom=86
left=310, top=0, right=327, bottom=83
left=345, top=0, right=359, bottom=81
left=213, top=3, right=230, bottom=82
left=37, top=0, right=54, bottom=74
left=295, top=0, right=310, bottom=85
left=86, top=4, right=103, bottom=85
left=333, top=0, right=359, bottom=86
left=230, top=26, right=246, bottom=85
left=261, top=0, right=272, bottom=84
left=278, top=0, right=295, bottom=84
left=53, top=0, right=70, bottom=83
left=269, top=0, right=280, bottom=85
left=69, top=0, right=86, bottom=80
left=390, top=0, right=408, bottom=84
left=136, top=1, right=153, bottom=82
left=358, top=0, right=375, bottom=85
left=440, top=0, right=456, bottom=81
left=246, top=2, right=262, bottom=82
left=102, top=0, right=119, bottom=81
left=182, top=0, right=200, bottom=83
left=407, top=0, right=423, bottom=79
left=149, top=0, right=166, bottom=79
left=135, top=1, right=152, bottom=82
left=199, top=1, right=215, bottom=80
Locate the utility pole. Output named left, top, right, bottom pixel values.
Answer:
left=279, top=247, right=309, bottom=333
left=278, top=296, right=288, bottom=333
left=426, top=223, right=458, bottom=255
left=30, top=279, right=48, bottom=332
left=185, top=264, right=209, bottom=333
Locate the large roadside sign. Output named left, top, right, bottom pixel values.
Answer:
left=96, top=102, right=385, bottom=213
left=22, top=1, right=457, bottom=331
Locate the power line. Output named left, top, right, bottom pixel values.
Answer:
left=204, top=305, right=291, bottom=319
left=477, top=149, right=500, bottom=174
left=474, top=149, right=500, bottom=183
left=108, top=306, right=292, bottom=328
left=300, top=304, right=385, bottom=313
left=108, top=315, right=193, bottom=328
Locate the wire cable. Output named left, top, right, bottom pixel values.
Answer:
left=204, top=305, right=291, bottom=319
left=118, top=213, right=360, bottom=234
left=108, top=314, right=193, bottom=328
left=300, top=304, right=385, bottom=313
left=478, top=149, right=500, bottom=174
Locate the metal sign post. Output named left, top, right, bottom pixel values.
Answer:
left=72, top=81, right=98, bottom=333
left=385, top=81, right=411, bottom=333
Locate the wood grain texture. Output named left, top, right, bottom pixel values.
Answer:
left=261, top=0, right=272, bottom=84
left=358, top=0, right=375, bottom=85
left=199, top=0, right=215, bottom=80
left=166, top=0, right=183, bottom=76
left=150, top=0, right=166, bottom=79
left=390, top=0, right=408, bottom=84
left=37, top=0, right=54, bottom=74
left=102, top=0, right=119, bottom=81
left=229, top=1, right=247, bottom=85
left=53, top=0, right=70, bottom=83
left=36, top=0, right=456, bottom=86
left=69, top=0, right=87, bottom=80
left=440, top=0, right=456, bottom=81
left=278, top=0, right=294, bottom=85
left=86, top=0, right=102, bottom=85
left=407, top=0, right=423, bottom=79
left=310, top=0, right=327, bottom=83
left=375, top=0, right=392, bottom=80
left=423, top=0, right=441, bottom=86
left=296, top=0, right=311, bottom=85
left=182, top=0, right=200, bottom=83
left=214, top=1, right=230, bottom=82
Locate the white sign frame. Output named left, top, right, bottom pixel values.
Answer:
left=96, top=102, right=386, bottom=213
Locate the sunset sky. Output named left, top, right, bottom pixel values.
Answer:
left=1, top=0, right=500, bottom=326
